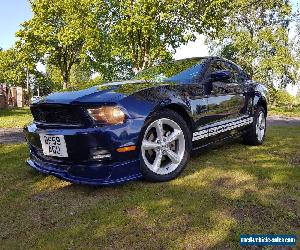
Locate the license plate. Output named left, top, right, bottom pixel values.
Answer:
left=40, top=134, right=68, bottom=157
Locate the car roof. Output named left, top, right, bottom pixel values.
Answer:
left=174, top=56, right=234, bottom=64
left=174, top=57, right=248, bottom=75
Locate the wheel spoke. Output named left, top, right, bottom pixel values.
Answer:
left=152, top=150, right=163, bottom=172
left=257, top=128, right=262, bottom=140
left=166, top=129, right=182, bottom=144
left=261, top=129, right=265, bottom=139
left=258, top=114, right=263, bottom=125
left=154, top=119, right=164, bottom=140
left=260, top=117, right=266, bottom=129
left=142, top=117, right=186, bottom=175
left=142, top=140, right=160, bottom=150
left=165, top=149, right=180, bottom=164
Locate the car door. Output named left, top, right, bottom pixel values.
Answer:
left=193, top=59, right=246, bottom=141
left=205, top=60, right=245, bottom=121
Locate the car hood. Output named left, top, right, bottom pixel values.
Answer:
left=35, top=80, right=173, bottom=105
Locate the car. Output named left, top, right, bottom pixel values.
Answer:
left=24, top=56, right=268, bottom=185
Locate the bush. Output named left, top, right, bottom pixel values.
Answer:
left=269, top=89, right=296, bottom=107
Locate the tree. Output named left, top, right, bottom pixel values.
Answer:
left=206, top=0, right=299, bottom=92
left=16, top=0, right=235, bottom=90
left=0, top=48, right=29, bottom=87
left=17, top=0, right=110, bottom=89
left=46, top=61, right=92, bottom=91
left=31, top=71, right=53, bottom=96
left=293, top=8, right=300, bottom=73
left=109, top=0, right=230, bottom=73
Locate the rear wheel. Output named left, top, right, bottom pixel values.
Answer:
left=243, top=106, right=266, bottom=145
left=139, top=110, right=191, bottom=182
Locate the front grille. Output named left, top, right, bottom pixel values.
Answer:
left=30, top=144, right=96, bottom=165
left=33, top=145, right=70, bottom=164
left=30, top=105, right=89, bottom=126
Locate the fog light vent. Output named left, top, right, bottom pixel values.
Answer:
left=91, top=148, right=111, bottom=160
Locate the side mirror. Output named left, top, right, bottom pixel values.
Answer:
left=210, top=70, right=232, bottom=82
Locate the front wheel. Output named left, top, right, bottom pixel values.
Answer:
left=243, top=106, right=267, bottom=145
left=139, top=110, right=191, bottom=182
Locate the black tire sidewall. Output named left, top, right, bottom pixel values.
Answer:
left=256, top=107, right=267, bottom=144
left=244, top=106, right=267, bottom=145
left=138, top=109, right=192, bottom=182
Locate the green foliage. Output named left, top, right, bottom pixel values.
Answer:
left=268, top=89, right=300, bottom=117
left=70, top=63, right=91, bottom=87
left=45, top=64, right=63, bottom=91
left=0, top=48, right=28, bottom=87
left=270, top=89, right=295, bottom=105
left=110, top=0, right=230, bottom=73
left=46, top=62, right=92, bottom=91
left=269, top=105, right=300, bottom=117
left=9, top=0, right=298, bottom=94
left=12, top=0, right=242, bottom=91
left=17, top=0, right=110, bottom=89
left=0, top=47, right=44, bottom=96
left=207, top=0, right=299, bottom=90
left=32, top=71, right=54, bottom=96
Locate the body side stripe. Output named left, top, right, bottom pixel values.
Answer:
left=192, top=116, right=253, bottom=141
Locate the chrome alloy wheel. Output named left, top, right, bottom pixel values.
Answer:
left=256, top=111, right=266, bottom=142
left=141, top=118, right=185, bottom=175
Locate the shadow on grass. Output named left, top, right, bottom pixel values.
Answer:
left=0, top=126, right=299, bottom=249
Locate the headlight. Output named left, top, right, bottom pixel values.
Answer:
left=87, top=106, right=126, bottom=124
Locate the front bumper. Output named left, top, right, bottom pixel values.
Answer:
left=26, top=158, right=142, bottom=185
left=24, top=118, right=144, bottom=185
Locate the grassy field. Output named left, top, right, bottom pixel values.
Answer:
left=269, top=105, right=300, bottom=117
left=0, top=126, right=299, bottom=249
left=0, top=107, right=32, bottom=128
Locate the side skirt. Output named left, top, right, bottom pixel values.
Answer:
left=191, top=129, right=248, bottom=154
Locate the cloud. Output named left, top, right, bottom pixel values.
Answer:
left=174, top=35, right=209, bottom=60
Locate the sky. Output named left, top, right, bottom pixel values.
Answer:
left=0, top=0, right=32, bottom=49
left=0, top=0, right=299, bottom=94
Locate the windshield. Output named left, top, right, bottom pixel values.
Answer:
left=134, top=58, right=207, bottom=83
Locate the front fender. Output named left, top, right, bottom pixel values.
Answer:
left=252, top=84, right=269, bottom=115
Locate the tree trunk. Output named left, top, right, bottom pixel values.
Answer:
left=61, top=70, right=70, bottom=90
left=63, top=81, right=68, bottom=90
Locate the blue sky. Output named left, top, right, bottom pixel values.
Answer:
left=0, top=0, right=32, bottom=49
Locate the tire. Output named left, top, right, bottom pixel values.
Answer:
left=243, top=106, right=267, bottom=145
left=139, top=109, right=192, bottom=182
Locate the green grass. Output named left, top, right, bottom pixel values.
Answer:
left=0, top=126, right=299, bottom=249
left=0, top=107, right=33, bottom=128
left=269, top=105, right=300, bottom=117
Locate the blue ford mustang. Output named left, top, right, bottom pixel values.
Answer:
left=24, top=57, right=268, bottom=185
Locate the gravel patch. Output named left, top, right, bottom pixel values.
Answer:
left=267, top=115, right=300, bottom=126
left=0, top=128, right=25, bottom=144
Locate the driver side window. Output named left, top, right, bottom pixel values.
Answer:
left=204, top=61, right=227, bottom=95
left=206, top=60, right=232, bottom=84
left=223, top=62, right=241, bottom=83
left=209, top=61, right=226, bottom=75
